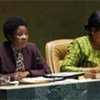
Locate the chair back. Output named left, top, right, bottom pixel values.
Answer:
left=45, top=39, right=73, bottom=73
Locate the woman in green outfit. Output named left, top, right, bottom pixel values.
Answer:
left=60, top=10, right=100, bottom=74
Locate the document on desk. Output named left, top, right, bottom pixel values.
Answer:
left=10, top=72, right=84, bottom=85
left=19, top=77, right=62, bottom=84
left=44, top=72, right=84, bottom=78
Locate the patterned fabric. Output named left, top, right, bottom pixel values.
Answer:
left=61, top=35, right=100, bottom=72
left=12, top=46, right=25, bottom=71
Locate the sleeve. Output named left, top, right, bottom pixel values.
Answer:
left=29, top=44, right=51, bottom=77
left=0, top=45, right=15, bottom=81
left=0, top=58, right=15, bottom=81
left=60, top=39, right=84, bottom=72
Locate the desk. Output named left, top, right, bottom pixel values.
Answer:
left=0, top=79, right=100, bottom=100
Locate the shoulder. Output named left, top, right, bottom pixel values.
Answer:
left=24, top=42, right=41, bottom=56
left=0, top=41, right=8, bottom=50
left=26, top=42, right=37, bottom=48
left=72, top=35, right=92, bottom=52
left=0, top=41, right=10, bottom=55
left=73, top=35, right=89, bottom=44
left=25, top=42, right=39, bottom=51
left=0, top=43, right=3, bottom=48
left=75, top=35, right=89, bottom=41
left=68, top=35, right=90, bottom=49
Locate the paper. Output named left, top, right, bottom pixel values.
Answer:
left=19, top=77, right=53, bottom=84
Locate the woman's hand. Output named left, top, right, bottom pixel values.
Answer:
left=82, top=67, right=100, bottom=79
left=14, top=71, right=30, bottom=81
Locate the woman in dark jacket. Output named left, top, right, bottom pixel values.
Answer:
left=0, top=16, right=51, bottom=80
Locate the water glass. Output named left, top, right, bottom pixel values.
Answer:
left=0, top=76, right=10, bottom=86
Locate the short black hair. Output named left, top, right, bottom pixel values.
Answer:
left=3, top=16, right=28, bottom=40
left=85, top=10, right=100, bottom=33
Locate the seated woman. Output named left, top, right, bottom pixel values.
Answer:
left=60, top=10, right=100, bottom=75
left=0, top=16, right=51, bottom=81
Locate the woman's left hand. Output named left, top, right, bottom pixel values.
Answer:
left=14, top=71, right=30, bottom=81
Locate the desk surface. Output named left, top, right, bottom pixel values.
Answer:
left=0, top=72, right=87, bottom=90
left=0, top=78, right=100, bottom=100
left=0, top=78, right=99, bottom=90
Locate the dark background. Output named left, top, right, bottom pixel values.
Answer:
left=0, top=0, right=100, bottom=56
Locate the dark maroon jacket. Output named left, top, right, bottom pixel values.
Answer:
left=0, top=41, right=51, bottom=80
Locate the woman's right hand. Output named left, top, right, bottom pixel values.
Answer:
left=82, top=67, right=100, bottom=79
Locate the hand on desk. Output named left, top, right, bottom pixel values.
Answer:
left=82, top=67, right=100, bottom=79
left=14, top=71, right=30, bottom=81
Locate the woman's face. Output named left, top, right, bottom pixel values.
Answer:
left=9, top=26, right=29, bottom=50
left=91, top=28, right=100, bottom=49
